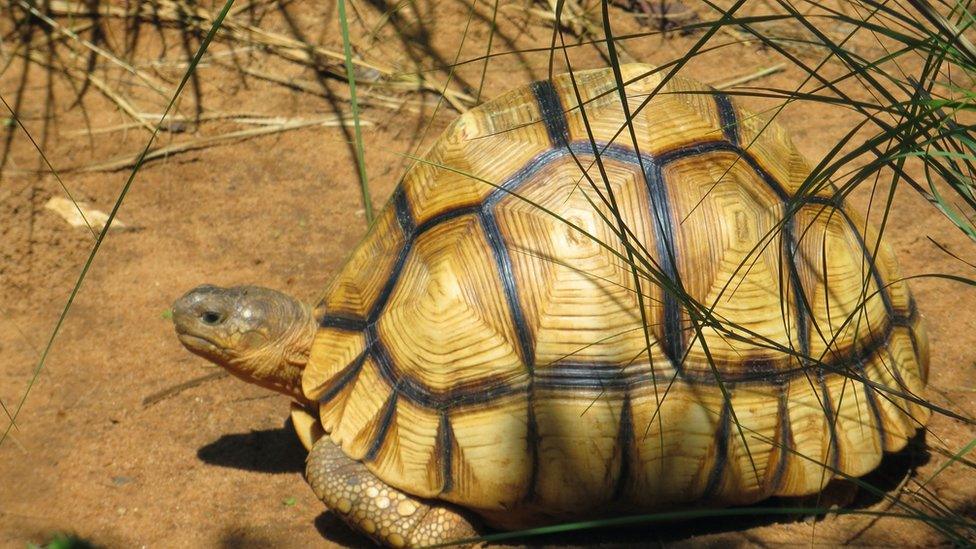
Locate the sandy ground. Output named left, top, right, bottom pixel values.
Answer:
left=1, top=1, right=974, bottom=546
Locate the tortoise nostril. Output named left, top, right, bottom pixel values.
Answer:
left=201, top=311, right=222, bottom=325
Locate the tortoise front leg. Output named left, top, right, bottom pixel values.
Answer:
left=307, top=436, right=484, bottom=547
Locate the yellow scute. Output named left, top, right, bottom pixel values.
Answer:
left=304, top=328, right=366, bottom=402
left=378, top=215, right=528, bottom=392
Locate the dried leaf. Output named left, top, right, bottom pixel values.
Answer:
left=44, top=196, right=127, bottom=232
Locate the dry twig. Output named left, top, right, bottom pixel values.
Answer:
left=234, top=64, right=431, bottom=113
left=16, top=0, right=172, bottom=99
left=520, top=0, right=638, bottom=64
left=43, top=0, right=476, bottom=111
left=20, top=50, right=157, bottom=133
left=75, top=115, right=370, bottom=172
left=710, top=63, right=786, bottom=89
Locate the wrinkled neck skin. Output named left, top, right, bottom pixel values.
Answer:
left=227, top=308, right=317, bottom=406
left=172, top=285, right=318, bottom=407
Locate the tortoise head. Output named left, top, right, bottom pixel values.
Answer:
left=172, top=285, right=317, bottom=404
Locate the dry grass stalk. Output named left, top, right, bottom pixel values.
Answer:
left=711, top=63, right=786, bottom=90
left=20, top=50, right=157, bottom=133
left=16, top=0, right=172, bottom=99
left=62, top=111, right=333, bottom=136
left=80, top=74, right=157, bottom=133
left=233, top=64, right=430, bottom=113
left=518, top=0, right=637, bottom=64
left=43, top=0, right=476, bottom=111
left=138, top=46, right=261, bottom=70
left=75, top=114, right=371, bottom=172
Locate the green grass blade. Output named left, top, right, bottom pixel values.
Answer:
left=337, top=0, right=373, bottom=226
left=917, top=437, right=976, bottom=490
left=0, top=0, right=238, bottom=447
left=0, top=93, right=96, bottom=239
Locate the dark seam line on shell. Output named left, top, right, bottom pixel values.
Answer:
left=904, top=303, right=927, bottom=381
left=393, top=186, right=416, bottom=236
left=884, top=344, right=910, bottom=392
left=836, top=208, right=895, bottom=316
left=332, top=138, right=913, bottom=410
left=365, top=387, right=399, bottom=462
left=741, top=356, right=786, bottom=384
left=788, top=312, right=911, bottom=383
left=317, top=351, right=367, bottom=404
left=656, top=136, right=831, bottom=383
left=366, top=235, right=414, bottom=326
left=414, top=206, right=481, bottom=236
left=367, top=324, right=522, bottom=408
left=857, top=358, right=888, bottom=451
left=478, top=204, right=540, bottom=500
left=362, top=314, right=909, bottom=409
left=360, top=186, right=417, bottom=328
left=478, top=209, right=536, bottom=370
left=891, top=304, right=919, bottom=327
left=783, top=218, right=812, bottom=370
left=654, top=138, right=811, bottom=374
left=805, top=195, right=838, bottom=207
left=713, top=93, right=740, bottom=145
left=768, top=389, right=792, bottom=496
left=818, top=370, right=843, bottom=473
left=364, top=312, right=912, bottom=411
left=530, top=140, right=803, bottom=376
left=485, top=147, right=565, bottom=210
left=882, top=342, right=926, bottom=431
left=702, top=401, right=731, bottom=499
left=644, top=161, right=684, bottom=371
left=319, top=314, right=367, bottom=331
left=533, top=363, right=644, bottom=390
left=482, top=139, right=743, bottom=210
left=530, top=80, right=570, bottom=147
left=907, top=327, right=925, bottom=382
left=482, top=92, right=559, bottom=504
left=691, top=312, right=904, bottom=384
left=368, top=135, right=799, bottom=338
left=437, top=411, right=455, bottom=493
left=657, top=141, right=791, bottom=203
left=611, top=393, right=634, bottom=501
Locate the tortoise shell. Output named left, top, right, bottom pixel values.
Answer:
left=302, top=64, right=929, bottom=526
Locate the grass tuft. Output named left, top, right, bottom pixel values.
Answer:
left=2, top=0, right=976, bottom=545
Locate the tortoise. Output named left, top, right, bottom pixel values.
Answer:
left=172, top=64, right=930, bottom=547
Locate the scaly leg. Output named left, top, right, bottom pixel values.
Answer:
left=306, top=436, right=484, bottom=547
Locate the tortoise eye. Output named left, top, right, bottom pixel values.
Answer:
left=201, top=311, right=222, bottom=325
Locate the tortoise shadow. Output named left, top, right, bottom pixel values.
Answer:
left=848, top=430, right=932, bottom=507
left=314, top=512, right=375, bottom=548
left=196, top=416, right=306, bottom=474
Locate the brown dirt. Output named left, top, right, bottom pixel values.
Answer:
left=1, top=1, right=974, bottom=547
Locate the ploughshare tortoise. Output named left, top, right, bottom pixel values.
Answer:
left=172, top=64, right=930, bottom=547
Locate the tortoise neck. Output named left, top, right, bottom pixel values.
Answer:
left=229, top=301, right=317, bottom=406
